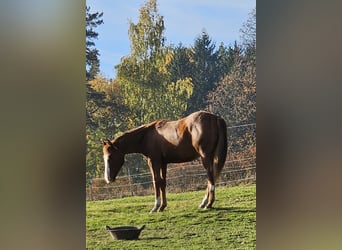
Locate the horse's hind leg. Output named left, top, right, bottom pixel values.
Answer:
left=199, top=185, right=209, bottom=208
left=200, top=156, right=216, bottom=209
left=205, top=180, right=215, bottom=208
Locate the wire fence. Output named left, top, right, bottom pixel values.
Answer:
left=86, top=155, right=256, bottom=201
left=226, top=123, right=256, bottom=129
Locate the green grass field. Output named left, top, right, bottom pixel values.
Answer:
left=86, top=185, right=256, bottom=249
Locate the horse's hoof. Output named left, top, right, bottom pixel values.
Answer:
left=150, top=207, right=158, bottom=213
left=158, top=205, right=166, bottom=212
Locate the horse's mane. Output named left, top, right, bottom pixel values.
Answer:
left=114, top=120, right=167, bottom=143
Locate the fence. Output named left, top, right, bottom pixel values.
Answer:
left=86, top=156, right=256, bottom=201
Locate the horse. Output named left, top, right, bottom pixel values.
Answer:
left=102, top=110, right=227, bottom=212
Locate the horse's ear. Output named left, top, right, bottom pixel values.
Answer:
left=100, top=139, right=112, bottom=145
left=106, top=139, right=112, bottom=145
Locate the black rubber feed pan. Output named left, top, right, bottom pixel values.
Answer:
left=105, top=225, right=145, bottom=240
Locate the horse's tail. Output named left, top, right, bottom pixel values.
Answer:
left=213, top=117, right=228, bottom=182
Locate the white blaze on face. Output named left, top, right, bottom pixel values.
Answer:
left=104, top=155, right=110, bottom=184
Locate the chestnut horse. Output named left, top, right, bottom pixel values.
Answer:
left=102, top=111, right=227, bottom=212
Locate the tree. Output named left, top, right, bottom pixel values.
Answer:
left=114, top=0, right=193, bottom=177
left=214, top=41, right=243, bottom=83
left=167, top=43, right=193, bottom=83
left=86, top=81, right=106, bottom=130
left=216, top=43, right=231, bottom=79
left=185, top=31, right=221, bottom=114
left=86, top=6, right=104, bottom=81
left=208, top=9, right=256, bottom=154
left=240, top=7, right=256, bottom=58
left=85, top=6, right=106, bottom=185
left=116, top=0, right=192, bottom=127
left=86, top=75, right=129, bottom=185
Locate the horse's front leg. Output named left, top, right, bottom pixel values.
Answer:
left=148, top=159, right=162, bottom=213
left=150, top=186, right=161, bottom=213
left=158, top=165, right=167, bottom=212
left=151, top=176, right=161, bottom=213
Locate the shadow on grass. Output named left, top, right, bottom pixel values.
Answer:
left=140, top=236, right=169, bottom=240
left=200, top=207, right=256, bottom=213
left=101, top=209, right=118, bottom=213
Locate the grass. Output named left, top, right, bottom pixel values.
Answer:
left=86, top=185, right=256, bottom=249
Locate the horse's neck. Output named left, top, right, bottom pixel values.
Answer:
left=115, top=126, right=148, bottom=154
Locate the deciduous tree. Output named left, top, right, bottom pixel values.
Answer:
left=116, top=0, right=192, bottom=127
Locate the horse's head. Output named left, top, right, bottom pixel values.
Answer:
left=102, top=139, right=124, bottom=184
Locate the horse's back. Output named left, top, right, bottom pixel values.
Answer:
left=152, top=111, right=224, bottom=162
left=155, top=111, right=214, bottom=142
left=157, top=110, right=222, bottom=143
left=185, top=110, right=221, bottom=126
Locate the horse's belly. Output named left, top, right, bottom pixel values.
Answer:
left=162, top=145, right=199, bottom=163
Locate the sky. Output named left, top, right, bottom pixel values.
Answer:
left=87, top=0, right=255, bottom=79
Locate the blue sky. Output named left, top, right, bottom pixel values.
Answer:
left=87, top=0, right=255, bottom=79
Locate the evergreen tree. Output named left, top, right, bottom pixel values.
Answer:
left=167, top=43, right=193, bottom=83
left=86, top=6, right=105, bottom=185
left=86, top=6, right=104, bottom=81
left=186, top=31, right=220, bottom=114
left=85, top=5, right=105, bottom=131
